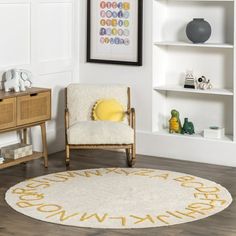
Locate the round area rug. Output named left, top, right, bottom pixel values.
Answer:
left=5, top=168, right=232, bottom=229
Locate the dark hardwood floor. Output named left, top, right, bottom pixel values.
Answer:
left=0, top=150, right=235, bottom=236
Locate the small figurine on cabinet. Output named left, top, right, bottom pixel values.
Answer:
left=169, top=109, right=182, bottom=134
left=182, top=118, right=195, bottom=135
left=2, top=69, right=32, bottom=93
left=184, top=70, right=196, bottom=89
left=196, top=76, right=212, bottom=90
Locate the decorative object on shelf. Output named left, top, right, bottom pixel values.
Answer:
left=87, top=0, right=143, bottom=66
left=204, top=126, right=225, bottom=139
left=169, top=109, right=182, bottom=134
left=182, top=118, right=195, bottom=135
left=184, top=70, right=196, bottom=89
left=186, top=18, right=212, bottom=44
left=196, top=76, right=213, bottom=90
left=1, top=143, right=32, bottom=160
left=3, top=69, right=32, bottom=93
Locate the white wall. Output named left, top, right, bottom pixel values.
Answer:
left=0, top=0, right=78, bottom=153
left=78, top=1, right=236, bottom=167
left=78, top=0, right=153, bottom=133
left=1, top=0, right=235, bottom=167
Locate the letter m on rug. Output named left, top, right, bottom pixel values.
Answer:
left=80, top=213, right=108, bottom=223
left=46, top=210, right=80, bottom=222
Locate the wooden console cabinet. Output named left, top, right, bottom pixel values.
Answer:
left=0, top=88, right=51, bottom=170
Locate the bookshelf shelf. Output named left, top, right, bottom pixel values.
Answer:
left=154, top=86, right=234, bottom=96
left=152, top=0, right=235, bottom=141
left=154, top=41, right=234, bottom=49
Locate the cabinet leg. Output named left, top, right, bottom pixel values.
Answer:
left=23, top=128, right=27, bottom=144
left=40, top=123, right=48, bottom=168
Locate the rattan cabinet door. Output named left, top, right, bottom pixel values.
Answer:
left=0, top=98, right=16, bottom=130
left=17, top=92, right=51, bottom=126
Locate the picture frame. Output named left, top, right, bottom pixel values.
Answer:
left=87, top=0, right=143, bottom=66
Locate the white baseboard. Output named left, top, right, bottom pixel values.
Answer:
left=31, top=126, right=65, bottom=154
left=137, top=131, right=236, bottom=167
left=0, top=128, right=65, bottom=155
left=0, top=138, right=19, bottom=149
left=2, top=128, right=235, bottom=167
left=0, top=132, right=19, bottom=149
left=45, top=128, right=236, bottom=167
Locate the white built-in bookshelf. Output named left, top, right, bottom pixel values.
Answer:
left=152, top=0, right=235, bottom=142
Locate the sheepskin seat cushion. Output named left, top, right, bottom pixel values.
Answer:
left=67, top=121, right=134, bottom=145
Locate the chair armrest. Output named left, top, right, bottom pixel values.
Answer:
left=126, top=108, right=136, bottom=129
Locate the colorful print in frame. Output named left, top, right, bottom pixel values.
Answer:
left=87, top=0, right=143, bottom=66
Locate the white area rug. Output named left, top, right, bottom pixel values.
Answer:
left=5, top=168, right=232, bottom=229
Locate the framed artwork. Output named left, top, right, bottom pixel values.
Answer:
left=87, top=0, right=143, bottom=66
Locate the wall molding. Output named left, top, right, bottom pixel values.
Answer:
left=0, top=0, right=77, bottom=156
left=137, top=131, right=236, bottom=167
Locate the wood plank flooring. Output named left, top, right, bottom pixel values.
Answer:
left=0, top=150, right=235, bottom=236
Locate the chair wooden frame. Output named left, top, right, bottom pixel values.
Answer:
left=64, top=87, right=136, bottom=167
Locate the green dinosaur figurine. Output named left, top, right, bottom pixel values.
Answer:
left=182, top=118, right=195, bottom=135
left=169, top=109, right=182, bottom=134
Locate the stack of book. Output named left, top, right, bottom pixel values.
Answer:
left=0, top=155, right=5, bottom=164
left=1, top=143, right=32, bottom=160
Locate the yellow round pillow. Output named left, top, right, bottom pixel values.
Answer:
left=92, top=99, right=125, bottom=122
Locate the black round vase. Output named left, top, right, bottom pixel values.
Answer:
left=186, top=18, right=212, bottom=44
